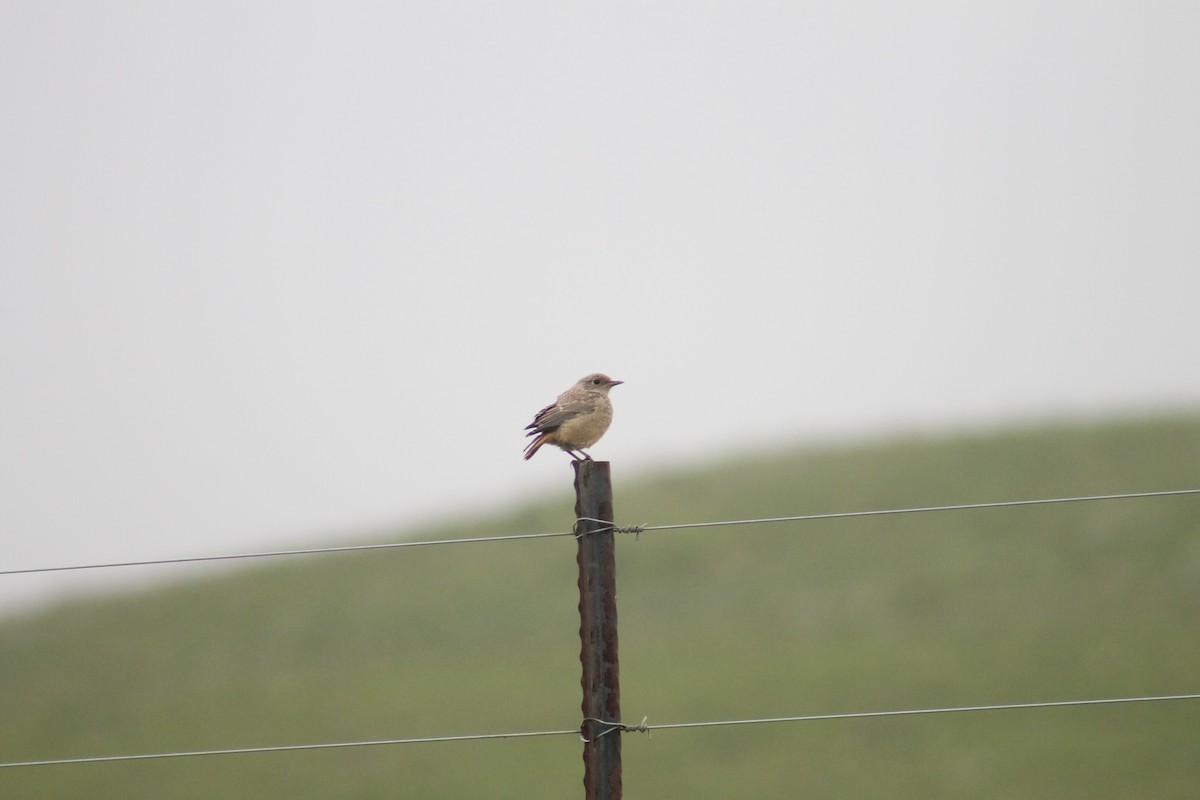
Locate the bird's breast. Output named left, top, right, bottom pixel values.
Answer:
left=554, top=401, right=613, bottom=449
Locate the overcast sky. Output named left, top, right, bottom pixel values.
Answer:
left=3, top=2, right=1198, bottom=613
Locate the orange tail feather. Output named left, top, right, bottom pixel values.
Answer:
left=523, top=433, right=551, bottom=460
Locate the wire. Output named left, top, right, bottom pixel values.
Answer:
left=0, top=531, right=576, bottom=576
left=0, top=727, right=579, bottom=769
left=3, top=693, right=1196, bottom=769
left=603, top=488, right=1200, bottom=535
left=4, top=488, right=1197, bottom=577
left=634, top=692, right=1200, bottom=733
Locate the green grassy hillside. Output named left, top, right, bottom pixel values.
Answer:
left=2, top=416, right=1198, bottom=798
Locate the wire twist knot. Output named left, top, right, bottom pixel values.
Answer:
left=573, top=517, right=647, bottom=539
left=579, top=717, right=651, bottom=742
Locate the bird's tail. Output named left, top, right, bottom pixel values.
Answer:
left=523, top=433, right=550, bottom=460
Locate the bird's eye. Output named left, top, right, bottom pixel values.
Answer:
left=592, top=378, right=603, bottom=385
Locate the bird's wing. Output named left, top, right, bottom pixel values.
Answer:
left=525, top=397, right=597, bottom=435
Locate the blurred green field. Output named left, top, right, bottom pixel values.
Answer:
left=2, top=416, right=1198, bottom=797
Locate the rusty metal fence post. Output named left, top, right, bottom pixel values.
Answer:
left=574, top=460, right=622, bottom=800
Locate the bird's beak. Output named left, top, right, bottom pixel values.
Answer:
left=610, top=380, right=624, bottom=386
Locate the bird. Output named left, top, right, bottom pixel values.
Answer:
left=523, top=373, right=623, bottom=461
